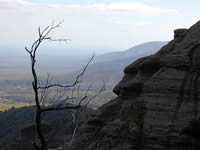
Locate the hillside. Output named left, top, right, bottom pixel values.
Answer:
left=71, top=41, right=168, bottom=88
left=70, top=21, right=200, bottom=150
left=0, top=106, right=94, bottom=150
left=95, top=41, right=168, bottom=63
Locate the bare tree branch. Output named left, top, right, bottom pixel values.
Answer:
left=37, top=55, right=94, bottom=89
left=26, top=20, right=103, bottom=150
left=41, top=104, right=81, bottom=113
left=67, top=82, right=105, bottom=150
left=26, top=21, right=70, bottom=150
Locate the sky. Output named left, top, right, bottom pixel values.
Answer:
left=0, top=0, right=200, bottom=52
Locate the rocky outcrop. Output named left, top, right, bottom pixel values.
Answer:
left=174, top=28, right=187, bottom=39
left=71, top=21, right=200, bottom=150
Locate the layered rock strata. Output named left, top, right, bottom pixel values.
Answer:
left=71, top=21, right=200, bottom=150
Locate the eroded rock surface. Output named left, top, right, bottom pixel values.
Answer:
left=71, top=21, right=200, bottom=150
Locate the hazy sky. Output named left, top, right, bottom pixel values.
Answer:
left=0, top=0, right=199, bottom=51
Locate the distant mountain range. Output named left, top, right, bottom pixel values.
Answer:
left=78, top=41, right=168, bottom=87
left=94, top=41, right=168, bottom=63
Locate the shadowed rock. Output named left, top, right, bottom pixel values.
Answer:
left=71, top=21, right=200, bottom=150
left=174, top=28, right=187, bottom=39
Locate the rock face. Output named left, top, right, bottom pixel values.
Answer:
left=71, top=21, right=200, bottom=150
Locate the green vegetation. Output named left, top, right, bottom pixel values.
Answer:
left=0, top=105, right=94, bottom=149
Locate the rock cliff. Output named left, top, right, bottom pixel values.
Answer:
left=71, top=21, right=200, bottom=150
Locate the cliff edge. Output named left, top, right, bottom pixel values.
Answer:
left=71, top=21, right=200, bottom=150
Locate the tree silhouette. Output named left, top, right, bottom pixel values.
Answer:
left=25, top=21, right=104, bottom=150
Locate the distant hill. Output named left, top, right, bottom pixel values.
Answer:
left=94, top=41, right=168, bottom=63
left=77, top=41, right=168, bottom=86
left=65, top=42, right=168, bottom=105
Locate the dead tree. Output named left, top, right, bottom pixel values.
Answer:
left=67, top=84, right=105, bottom=150
left=25, top=21, right=104, bottom=150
